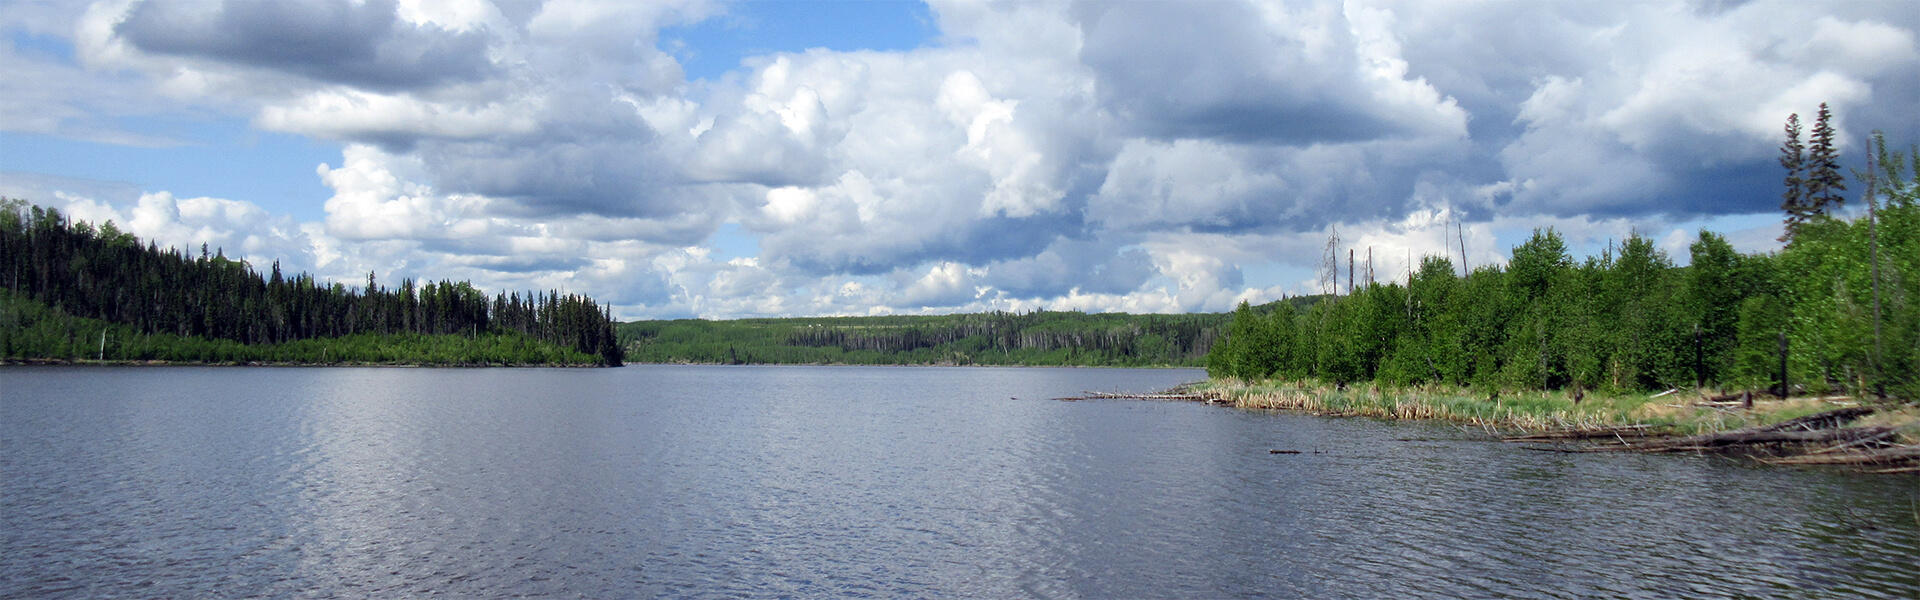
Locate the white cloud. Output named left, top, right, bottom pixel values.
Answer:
left=7, top=0, right=1918, bottom=320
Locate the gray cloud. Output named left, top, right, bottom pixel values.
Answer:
left=115, top=0, right=496, bottom=91
left=1076, top=1, right=1463, bottom=145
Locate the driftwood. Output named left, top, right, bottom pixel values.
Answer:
left=1762, top=444, right=1920, bottom=466
left=1610, top=426, right=1893, bottom=454
left=1503, top=424, right=1666, bottom=443
left=1056, top=391, right=1215, bottom=402
left=1804, top=428, right=1903, bottom=455
left=1751, top=407, right=1874, bottom=432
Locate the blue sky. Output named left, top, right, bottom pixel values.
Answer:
left=2, top=0, right=1916, bottom=319
left=664, top=1, right=936, bottom=82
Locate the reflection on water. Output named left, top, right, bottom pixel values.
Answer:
left=2, top=365, right=1915, bottom=598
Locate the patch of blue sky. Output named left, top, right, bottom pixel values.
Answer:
left=1485, top=211, right=1786, bottom=269
left=1239, top=261, right=1320, bottom=299
left=704, top=222, right=763, bottom=260
left=0, top=119, right=341, bottom=222
left=664, top=0, right=936, bottom=82
left=8, top=28, right=74, bottom=64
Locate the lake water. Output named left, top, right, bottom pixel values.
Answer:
left=2, top=365, right=1915, bottom=598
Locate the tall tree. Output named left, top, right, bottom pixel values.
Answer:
left=1804, top=103, right=1848, bottom=217
left=1779, top=112, right=1810, bottom=240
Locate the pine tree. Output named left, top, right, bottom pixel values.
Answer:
left=1779, top=112, right=1809, bottom=240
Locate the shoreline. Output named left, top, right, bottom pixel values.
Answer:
left=621, top=359, right=1204, bottom=369
left=0, top=358, right=609, bottom=368
left=1180, top=379, right=1919, bottom=472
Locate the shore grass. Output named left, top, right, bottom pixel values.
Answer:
left=1195, top=378, right=1920, bottom=442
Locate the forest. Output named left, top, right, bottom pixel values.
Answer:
left=1208, top=122, right=1919, bottom=401
left=620, top=308, right=1260, bottom=367
left=0, top=198, right=624, bottom=366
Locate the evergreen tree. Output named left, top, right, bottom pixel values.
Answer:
left=1803, top=103, right=1848, bottom=219
left=1780, top=112, right=1810, bottom=240
left=0, top=198, right=625, bottom=365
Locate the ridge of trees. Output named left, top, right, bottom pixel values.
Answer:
left=1210, top=124, right=1918, bottom=401
left=621, top=309, right=1251, bottom=367
left=0, top=198, right=623, bottom=366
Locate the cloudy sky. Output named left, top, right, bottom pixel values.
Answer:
left=3, top=0, right=1916, bottom=319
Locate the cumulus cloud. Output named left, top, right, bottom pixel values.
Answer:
left=6, top=0, right=1918, bottom=318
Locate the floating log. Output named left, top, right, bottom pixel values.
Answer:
left=1268, top=449, right=1302, bottom=454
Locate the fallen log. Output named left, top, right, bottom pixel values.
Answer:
left=1804, top=428, right=1902, bottom=455
left=1056, top=392, right=1213, bottom=401
left=1503, top=424, right=1666, bottom=442
left=1751, top=407, right=1874, bottom=432
left=1614, top=427, right=1893, bottom=453
left=1761, top=444, right=1919, bottom=466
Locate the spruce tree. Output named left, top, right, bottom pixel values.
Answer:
left=1804, top=102, right=1847, bottom=215
left=1779, top=112, right=1809, bottom=240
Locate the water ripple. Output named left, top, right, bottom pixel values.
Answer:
left=3, top=365, right=1916, bottom=599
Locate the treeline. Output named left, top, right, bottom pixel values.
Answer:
left=1209, top=131, right=1919, bottom=401
left=2, top=289, right=607, bottom=366
left=623, top=310, right=1233, bottom=367
left=0, top=198, right=622, bottom=365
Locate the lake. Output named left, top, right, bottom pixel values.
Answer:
left=2, top=365, right=1915, bottom=598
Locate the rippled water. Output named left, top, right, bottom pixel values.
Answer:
left=2, top=365, right=1915, bottom=598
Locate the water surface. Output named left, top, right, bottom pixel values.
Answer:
left=3, top=365, right=1915, bottom=598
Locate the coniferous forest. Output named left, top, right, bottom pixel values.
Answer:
left=1208, top=116, right=1919, bottom=402
left=622, top=309, right=1235, bottom=367
left=0, top=198, right=623, bottom=366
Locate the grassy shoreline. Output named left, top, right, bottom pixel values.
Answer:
left=1193, top=378, right=1920, bottom=443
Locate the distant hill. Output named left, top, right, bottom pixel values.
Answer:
left=618, top=297, right=1330, bottom=367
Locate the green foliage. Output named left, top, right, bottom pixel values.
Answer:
left=1208, top=195, right=1920, bottom=401
left=1205, top=123, right=1917, bottom=402
left=0, top=198, right=622, bottom=365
